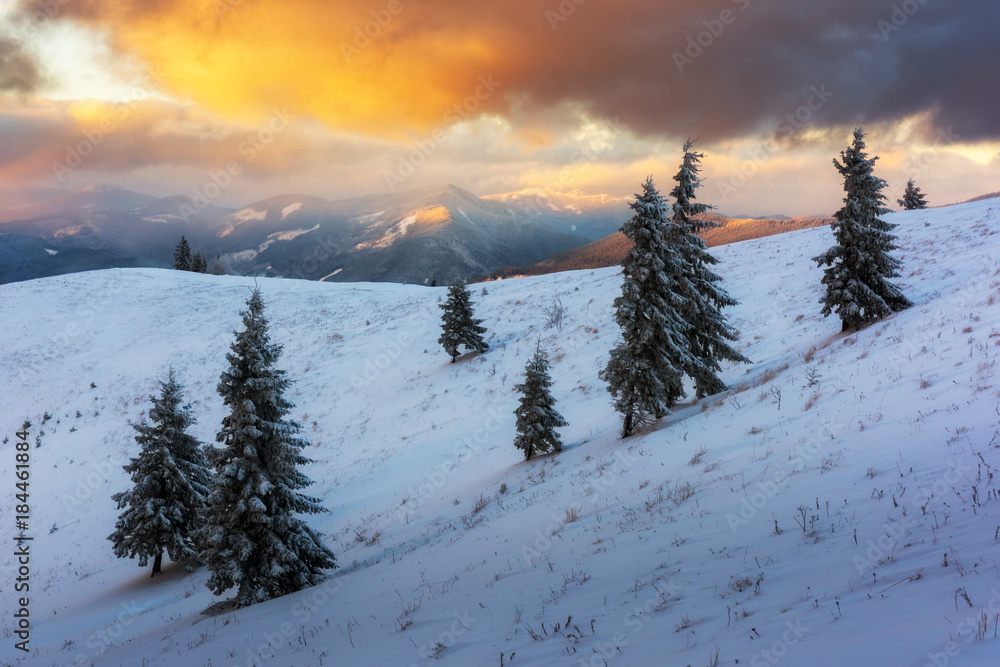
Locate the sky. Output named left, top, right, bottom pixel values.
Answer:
left=0, top=0, right=998, bottom=216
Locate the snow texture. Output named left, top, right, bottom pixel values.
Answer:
left=2, top=197, right=1000, bottom=666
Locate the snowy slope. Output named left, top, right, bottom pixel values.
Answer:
left=1, top=200, right=1000, bottom=667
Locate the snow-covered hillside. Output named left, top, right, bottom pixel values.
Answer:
left=2, top=199, right=1000, bottom=667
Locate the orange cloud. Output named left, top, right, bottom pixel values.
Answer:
left=15, top=0, right=1000, bottom=145
left=0, top=94, right=367, bottom=184
left=17, top=0, right=519, bottom=138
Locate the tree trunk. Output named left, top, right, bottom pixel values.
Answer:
left=622, top=412, right=634, bottom=438
left=151, top=552, right=163, bottom=577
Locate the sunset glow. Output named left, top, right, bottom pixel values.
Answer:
left=1, top=0, right=997, bottom=214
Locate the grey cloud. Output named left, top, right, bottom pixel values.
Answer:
left=0, top=33, right=45, bottom=93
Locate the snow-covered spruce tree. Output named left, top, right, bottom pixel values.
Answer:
left=897, top=178, right=929, bottom=210
left=192, top=251, right=207, bottom=273
left=201, top=288, right=335, bottom=607
left=814, top=128, right=912, bottom=332
left=513, top=342, right=568, bottom=461
left=599, top=177, right=696, bottom=437
left=438, top=279, right=489, bottom=362
left=174, top=236, right=192, bottom=271
left=108, top=369, right=211, bottom=576
left=669, top=140, right=750, bottom=397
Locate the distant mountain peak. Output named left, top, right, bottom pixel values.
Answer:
left=483, top=188, right=628, bottom=215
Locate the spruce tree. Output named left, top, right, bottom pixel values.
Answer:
left=513, top=342, right=567, bottom=461
left=438, top=280, right=489, bottom=362
left=192, top=251, right=207, bottom=273
left=669, top=140, right=750, bottom=397
left=897, top=178, right=929, bottom=210
left=814, top=128, right=912, bottom=332
left=108, top=369, right=210, bottom=576
left=201, top=288, right=335, bottom=607
left=599, top=177, right=696, bottom=437
left=174, top=236, right=192, bottom=271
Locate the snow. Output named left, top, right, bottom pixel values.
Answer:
left=53, top=225, right=86, bottom=238
left=485, top=188, right=628, bottom=212
left=281, top=203, right=304, bottom=220
left=43, top=249, right=57, bottom=256
left=141, top=214, right=185, bottom=224
left=268, top=224, right=319, bottom=242
left=355, top=214, right=419, bottom=249
left=231, top=208, right=268, bottom=222
left=256, top=225, right=321, bottom=254
left=2, top=199, right=1000, bottom=666
left=219, top=208, right=268, bottom=237
left=351, top=211, right=384, bottom=226
left=318, top=268, right=343, bottom=281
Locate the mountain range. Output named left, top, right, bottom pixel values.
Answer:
left=486, top=213, right=835, bottom=280
left=3, top=183, right=894, bottom=286
left=0, top=184, right=632, bottom=285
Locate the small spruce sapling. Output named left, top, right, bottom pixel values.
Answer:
left=897, top=178, right=929, bottom=210
left=438, top=279, right=489, bottom=362
left=513, top=342, right=568, bottom=460
left=173, top=236, right=192, bottom=271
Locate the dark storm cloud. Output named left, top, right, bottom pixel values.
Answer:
left=11, top=0, right=1000, bottom=141
left=511, top=0, right=1000, bottom=142
left=0, top=32, right=45, bottom=93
